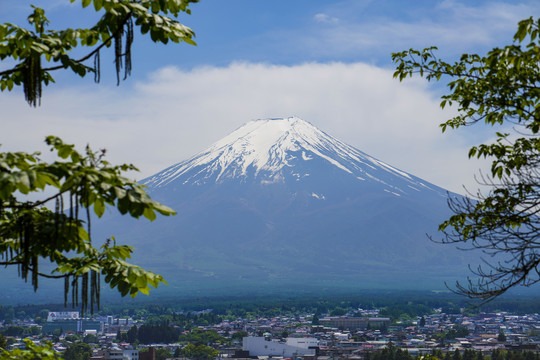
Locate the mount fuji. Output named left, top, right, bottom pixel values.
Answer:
left=86, top=116, right=476, bottom=297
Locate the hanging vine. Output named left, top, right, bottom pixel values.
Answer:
left=22, top=52, right=42, bottom=107
left=0, top=187, right=100, bottom=314
left=124, top=16, right=134, bottom=81
left=113, top=15, right=134, bottom=85
left=93, top=49, right=101, bottom=83
left=114, top=25, right=123, bottom=85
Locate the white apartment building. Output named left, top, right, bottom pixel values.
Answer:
left=243, top=336, right=317, bottom=357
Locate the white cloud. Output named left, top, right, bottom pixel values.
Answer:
left=1, top=62, right=487, bottom=195
left=291, top=1, right=539, bottom=60
left=313, top=13, right=339, bottom=25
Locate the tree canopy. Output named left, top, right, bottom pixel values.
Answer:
left=0, top=340, right=59, bottom=360
left=180, top=343, right=219, bottom=360
left=392, top=17, right=540, bottom=302
left=0, top=0, right=197, bottom=106
left=1, top=136, right=175, bottom=311
left=63, top=343, right=92, bottom=360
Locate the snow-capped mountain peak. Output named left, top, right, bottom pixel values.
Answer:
left=143, top=116, right=442, bottom=197
left=206, top=116, right=323, bottom=175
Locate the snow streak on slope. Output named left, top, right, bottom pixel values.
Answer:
left=143, top=117, right=442, bottom=196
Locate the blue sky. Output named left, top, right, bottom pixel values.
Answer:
left=2, top=0, right=540, bottom=194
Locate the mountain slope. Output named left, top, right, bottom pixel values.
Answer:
left=94, top=116, right=475, bottom=295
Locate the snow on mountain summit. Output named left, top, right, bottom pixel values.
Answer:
left=143, top=116, right=442, bottom=196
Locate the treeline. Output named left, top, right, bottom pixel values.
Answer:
left=120, top=293, right=540, bottom=320
left=0, top=325, right=41, bottom=337
left=3, top=291, right=540, bottom=323
left=118, top=324, right=178, bottom=344
left=117, top=326, right=230, bottom=345
left=379, top=303, right=435, bottom=320
left=146, top=310, right=222, bottom=329
left=366, top=343, right=412, bottom=360
left=434, top=349, right=540, bottom=360
left=178, top=329, right=230, bottom=345
left=172, top=292, right=464, bottom=320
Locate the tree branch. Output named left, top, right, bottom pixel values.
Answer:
left=0, top=12, right=132, bottom=77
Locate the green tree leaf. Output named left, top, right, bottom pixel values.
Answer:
left=392, top=16, right=540, bottom=302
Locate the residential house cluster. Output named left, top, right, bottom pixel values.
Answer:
left=1, top=308, right=540, bottom=360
